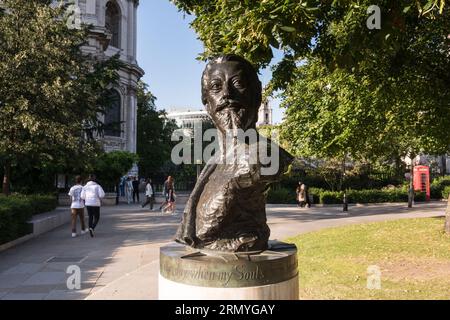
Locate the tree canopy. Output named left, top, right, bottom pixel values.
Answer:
left=136, top=81, right=178, bottom=179
left=93, top=151, right=139, bottom=189
left=172, top=0, right=450, bottom=161
left=0, top=0, right=121, bottom=194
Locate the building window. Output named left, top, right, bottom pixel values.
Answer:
left=105, top=1, right=121, bottom=48
left=104, top=89, right=121, bottom=137
left=265, top=113, right=269, bottom=123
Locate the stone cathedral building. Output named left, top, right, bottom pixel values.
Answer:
left=67, top=0, right=144, bottom=174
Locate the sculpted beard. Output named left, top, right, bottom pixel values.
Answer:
left=216, top=100, right=247, bottom=134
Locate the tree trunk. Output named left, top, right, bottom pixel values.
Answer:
left=445, top=195, right=450, bottom=234
left=395, top=156, right=403, bottom=178
left=2, top=160, right=11, bottom=196
left=441, top=155, right=447, bottom=177
left=408, top=162, right=414, bottom=208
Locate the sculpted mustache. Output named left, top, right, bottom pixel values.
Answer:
left=216, top=100, right=243, bottom=112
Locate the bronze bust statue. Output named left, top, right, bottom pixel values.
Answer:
left=175, top=54, right=293, bottom=253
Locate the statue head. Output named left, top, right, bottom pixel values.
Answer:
left=201, top=54, right=262, bottom=134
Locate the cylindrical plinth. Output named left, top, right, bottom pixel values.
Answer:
left=159, top=241, right=298, bottom=300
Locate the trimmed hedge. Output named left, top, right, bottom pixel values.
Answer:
left=267, top=187, right=426, bottom=205
left=319, top=190, right=343, bottom=204
left=430, top=176, right=450, bottom=199
left=0, top=194, right=57, bottom=245
left=308, top=187, right=322, bottom=204
left=265, top=188, right=297, bottom=204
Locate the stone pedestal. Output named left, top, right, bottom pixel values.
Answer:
left=158, top=241, right=298, bottom=300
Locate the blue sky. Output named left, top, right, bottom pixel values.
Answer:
left=137, top=0, right=284, bottom=124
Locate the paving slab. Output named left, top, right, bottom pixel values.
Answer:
left=0, top=274, right=32, bottom=290
left=2, top=292, right=49, bottom=300
left=22, top=272, right=67, bottom=286
left=2, top=263, right=43, bottom=275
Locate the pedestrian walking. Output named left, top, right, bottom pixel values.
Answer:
left=81, top=174, right=105, bottom=238
left=125, top=176, right=133, bottom=204
left=68, top=175, right=88, bottom=238
left=119, top=176, right=126, bottom=197
left=132, top=176, right=140, bottom=203
left=296, top=182, right=307, bottom=208
left=141, top=178, right=155, bottom=210
left=160, top=176, right=176, bottom=213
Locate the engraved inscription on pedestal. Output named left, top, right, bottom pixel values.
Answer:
left=160, top=241, right=298, bottom=288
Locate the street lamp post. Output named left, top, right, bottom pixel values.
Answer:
left=196, top=159, right=202, bottom=181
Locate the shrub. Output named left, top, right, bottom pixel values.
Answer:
left=267, top=186, right=427, bottom=205
left=31, top=194, right=58, bottom=215
left=347, top=189, right=419, bottom=203
left=430, top=184, right=442, bottom=199
left=320, top=191, right=344, bottom=204
left=347, top=189, right=383, bottom=203
left=312, top=188, right=418, bottom=204
left=308, top=187, right=323, bottom=204
left=414, top=191, right=426, bottom=202
left=442, top=186, right=450, bottom=200
left=430, top=176, right=450, bottom=199
left=0, top=194, right=57, bottom=245
left=266, top=188, right=297, bottom=204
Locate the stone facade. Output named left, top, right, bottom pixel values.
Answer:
left=167, top=100, right=274, bottom=135
left=256, top=99, right=273, bottom=127
left=71, top=0, right=144, bottom=174
left=404, top=154, right=450, bottom=175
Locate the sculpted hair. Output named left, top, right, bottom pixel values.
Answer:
left=201, top=54, right=262, bottom=107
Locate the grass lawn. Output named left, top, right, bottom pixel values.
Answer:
left=286, top=217, right=450, bottom=299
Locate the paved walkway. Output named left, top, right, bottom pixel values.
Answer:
left=0, top=202, right=445, bottom=300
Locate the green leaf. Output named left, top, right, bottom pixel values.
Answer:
left=270, top=6, right=284, bottom=14
left=422, top=0, right=435, bottom=12
left=280, top=26, right=296, bottom=32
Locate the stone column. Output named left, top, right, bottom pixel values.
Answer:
left=133, top=1, right=137, bottom=61
left=127, top=0, right=134, bottom=61
left=128, top=89, right=137, bottom=153
left=86, top=0, right=96, bottom=14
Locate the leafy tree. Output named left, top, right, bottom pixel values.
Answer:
left=93, top=151, right=138, bottom=190
left=136, top=81, right=178, bottom=179
left=278, top=3, right=450, bottom=210
left=0, top=0, right=121, bottom=195
left=172, top=0, right=450, bottom=231
left=258, top=124, right=295, bottom=155
left=172, top=0, right=447, bottom=81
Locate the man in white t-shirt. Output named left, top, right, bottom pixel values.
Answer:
left=81, top=174, right=105, bottom=238
left=68, top=175, right=89, bottom=238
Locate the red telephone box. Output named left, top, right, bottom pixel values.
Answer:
left=413, top=165, right=430, bottom=201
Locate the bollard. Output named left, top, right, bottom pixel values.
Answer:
left=343, top=192, right=348, bottom=212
